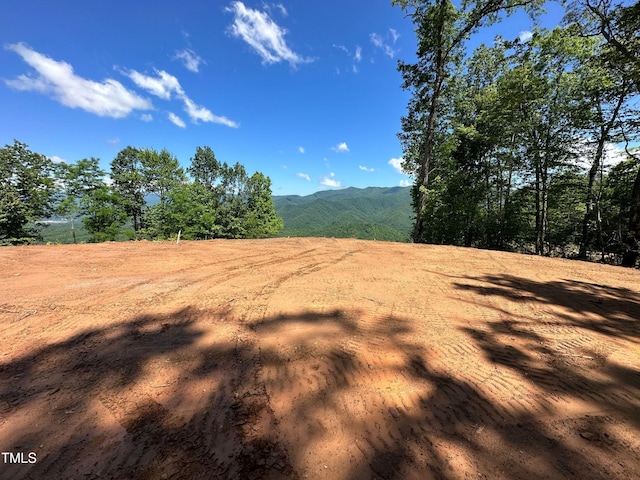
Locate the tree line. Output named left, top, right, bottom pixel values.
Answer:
left=0, top=142, right=282, bottom=245
left=394, top=0, right=640, bottom=266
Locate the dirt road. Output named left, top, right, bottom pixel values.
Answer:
left=1, top=238, right=639, bottom=479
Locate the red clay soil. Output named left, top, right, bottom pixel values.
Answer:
left=0, top=238, right=639, bottom=480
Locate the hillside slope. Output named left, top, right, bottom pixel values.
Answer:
left=1, top=239, right=639, bottom=479
left=273, top=186, right=413, bottom=241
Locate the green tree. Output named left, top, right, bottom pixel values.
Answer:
left=139, top=148, right=186, bottom=237
left=0, top=140, right=56, bottom=244
left=111, top=146, right=145, bottom=232
left=55, top=158, right=105, bottom=243
left=82, top=186, right=128, bottom=242
left=158, top=182, right=220, bottom=240
left=140, top=148, right=186, bottom=207
left=244, top=172, right=283, bottom=238
left=393, top=0, right=543, bottom=243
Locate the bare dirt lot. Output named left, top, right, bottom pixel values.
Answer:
left=1, top=238, right=639, bottom=480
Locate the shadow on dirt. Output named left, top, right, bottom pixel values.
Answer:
left=453, top=275, right=640, bottom=342
left=1, top=298, right=639, bottom=479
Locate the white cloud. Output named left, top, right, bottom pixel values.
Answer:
left=298, top=146, right=305, bottom=153
left=48, top=155, right=68, bottom=164
left=370, top=32, right=397, bottom=58
left=173, top=48, right=205, bottom=73
left=106, top=137, right=120, bottom=145
left=168, top=112, right=186, bottom=128
left=572, top=138, right=627, bottom=171
left=354, top=46, right=362, bottom=62
left=296, top=172, right=310, bottom=181
left=4, top=42, right=152, bottom=118
left=125, top=68, right=239, bottom=127
left=275, top=3, right=287, bottom=16
left=333, top=44, right=349, bottom=55
left=388, top=157, right=404, bottom=174
left=359, top=165, right=374, bottom=172
left=332, top=142, right=349, bottom=153
left=124, top=68, right=181, bottom=100
left=390, top=28, right=400, bottom=44
left=182, top=95, right=239, bottom=127
left=321, top=172, right=341, bottom=188
left=352, top=65, right=358, bottom=74
left=399, top=179, right=411, bottom=187
left=140, top=113, right=153, bottom=122
left=226, top=1, right=312, bottom=67
left=518, top=30, right=533, bottom=42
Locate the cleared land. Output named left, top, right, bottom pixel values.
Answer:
left=0, top=238, right=639, bottom=479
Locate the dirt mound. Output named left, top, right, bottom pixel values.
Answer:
left=1, top=238, right=639, bottom=479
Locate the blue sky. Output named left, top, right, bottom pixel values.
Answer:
left=1, top=1, right=566, bottom=195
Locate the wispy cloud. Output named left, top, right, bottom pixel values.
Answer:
left=333, top=44, right=362, bottom=73
left=359, top=165, right=374, bottom=172
left=226, top=1, right=312, bottom=67
left=331, top=142, right=349, bottom=153
left=274, top=3, right=288, bottom=16
left=320, top=172, right=341, bottom=188
left=518, top=30, right=533, bottom=42
left=168, top=112, right=186, bottom=128
left=48, top=155, right=68, bottom=164
left=370, top=30, right=398, bottom=58
left=298, top=146, right=305, bottom=154
left=388, top=157, right=404, bottom=174
left=333, top=44, right=349, bottom=55
left=124, top=68, right=238, bottom=127
left=296, top=172, right=310, bottom=181
left=173, top=48, right=205, bottom=73
left=124, top=68, right=181, bottom=100
left=140, top=113, right=153, bottom=122
left=106, top=137, right=120, bottom=145
left=399, top=179, right=411, bottom=187
left=4, top=42, right=152, bottom=118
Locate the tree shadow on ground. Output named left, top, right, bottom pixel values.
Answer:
left=453, top=275, right=640, bottom=342
left=1, top=300, right=639, bottom=479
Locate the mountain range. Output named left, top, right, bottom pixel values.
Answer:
left=272, top=186, right=413, bottom=242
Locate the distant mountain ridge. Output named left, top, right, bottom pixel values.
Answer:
left=272, top=186, right=413, bottom=242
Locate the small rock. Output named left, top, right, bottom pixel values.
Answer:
left=580, top=432, right=595, bottom=440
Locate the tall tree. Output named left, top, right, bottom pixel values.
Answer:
left=56, top=158, right=106, bottom=243
left=140, top=148, right=186, bottom=207
left=0, top=140, right=56, bottom=244
left=393, top=0, right=543, bottom=243
left=111, top=146, right=145, bottom=231
left=82, top=186, right=127, bottom=242
left=568, top=0, right=640, bottom=265
left=244, top=172, right=283, bottom=238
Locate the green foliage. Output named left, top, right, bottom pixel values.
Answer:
left=395, top=0, right=640, bottom=265
left=273, top=187, right=413, bottom=242
left=244, top=172, right=283, bottom=238
left=82, top=186, right=128, bottom=242
left=55, top=157, right=106, bottom=243
left=0, top=140, right=56, bottom=244
left=137, top=146, right=282, bottom=241
left=153, top=182, right=220, bottom=240
left=111, top=146, right=146, bottom=231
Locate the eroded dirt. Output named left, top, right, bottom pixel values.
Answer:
left=1, top=238, right=639, bottom=479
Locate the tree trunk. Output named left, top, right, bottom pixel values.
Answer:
left=70, top=216, right=77, bottom=244
left=412, top=0, right=448, bottom=244
left=579, top=93, right=625, bottom=259
left=621, top=164, right=640, bottom=267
